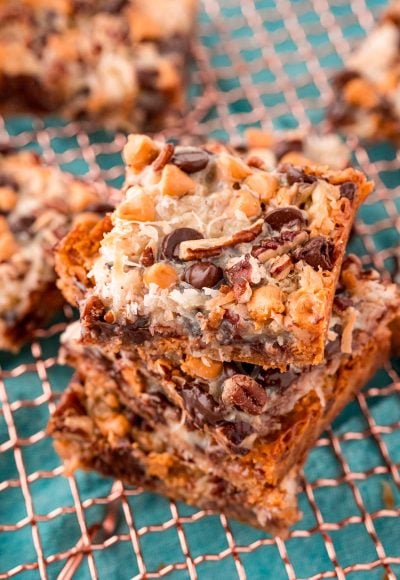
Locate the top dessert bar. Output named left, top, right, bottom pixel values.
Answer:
left=327, top=2, right=400, bottom=141
left=0, top=148, right=111, bottom=352
left=59, top=134, right=372, bottom=368
left=0, top=0, right=197, bottom=129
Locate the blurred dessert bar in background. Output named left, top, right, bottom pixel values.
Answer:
left=327, top=1, right=400, bottom=142
left=0, top=148, right=111, bottom=352
left=0, top=0, right=197, bottom=129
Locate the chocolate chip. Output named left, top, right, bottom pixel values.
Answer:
left=99, top=0, right=128, bottom=12
left=221, top=375, right=267, bottom=415
left=325, top=324, right=342, bottom=358
left=0, top=174, right=19, bottom=191
left=157, top=34, right=189, bottom=55
left=264, top=207, right=306, bottom=231
left=333, top=295, right=353, bottom=313
left=171, top=148, right=209, bottom=174
left=284, top=165, right=317, bottom=186
left=10, top=215, right=35, bottom=234
left=152, top=143, right=175, bottom=172
left=331, top=69, right=360, bottom=89
left=294, top=236, right=335, bottom=271
left=259, top=367, right=298, bottom=392
left=161, top=228, right=203, bottom=260
left=326, top=100, right=355, bottom=127
left=218, top=421, right=254, bottom=454
left=137, top=67, right=159, bottom=90
left=184, top=262, right=223, bottom=289
left=339, top=182, right=356, bottom=201
left=5, top=75, right=62, bottom=112
left=0, top=144, right=15, bottom=156
left=84, top=202, right=115, bottom=213
left=273, top=138, right=303, bottom=161
left=180, top=386, right=222, bottom=428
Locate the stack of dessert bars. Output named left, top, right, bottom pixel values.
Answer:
left=49, top=132, right=400, bottom=536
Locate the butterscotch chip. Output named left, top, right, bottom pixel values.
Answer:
left=117, top=191, right=156, bottom=221
left=160, top=164, right=197, bottom=197
left=0, top=187, right=17, bottom=212
left=123, top=135, right=159, bottom=171
left=68, top=182, right=100, bottom=213
left=280, top=152, right=315, bottom=166
left=219, top=153, right=252, bottom=180
left=143, top=263, right=178, bottom=288
left=245, top=173, right=279, bottom=202
left=247, top=285, right=285, bottom=321
left=182, top=356, right=223, bottom=380
left=0, top=224, right=18, bottom=262
left=230, top=190, right=261, bottom=218
left=245, top=128, right=275, bottom=149
left=344, top=78, right=379, bottom=108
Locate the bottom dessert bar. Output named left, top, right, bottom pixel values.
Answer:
left=49, top=258, right=398, bottom=533
left=51, top=374, right=301, bottom=537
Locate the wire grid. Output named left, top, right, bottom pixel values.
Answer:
left=1, top=0, right=400, bottom=578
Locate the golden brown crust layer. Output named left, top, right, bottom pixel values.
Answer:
left=55, top=214, right=113, bottom=307
left=49, top=375, right=300, bottom=537
left=49, top=322, right=390, bottom=533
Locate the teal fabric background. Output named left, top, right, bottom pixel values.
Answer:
left=1, top=1, right=400, bottom=578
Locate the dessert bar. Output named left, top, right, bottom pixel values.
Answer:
left=49, top=258, right=398, bottom=534
left=0, top=0, right=197, bottom=130
left=0, top=148, right=111, bottom=351
left=58, top=134, right=372, bottom=368
left=327, top=2, right=400, bottom=141
left=53, top=256, right=399, bottom=487
left=50, top=373, right=301, bottom=536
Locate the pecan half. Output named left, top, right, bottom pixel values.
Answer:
left=179, top=219, right=264, bottom=260
left=221, top=375, right=267, bottom=415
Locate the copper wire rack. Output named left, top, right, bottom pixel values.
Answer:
left=1, top=0, right=400, bottom=578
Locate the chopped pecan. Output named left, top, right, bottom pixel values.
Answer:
left=225, top=255, right=252, bottom=285
left=246, top=155, right=265, bottom=169
left=269, top=255, right=293, bottom=279
left=152, top=143, right=175, bottom=172
left=140, top=246, right=155, bottom=267
left=253, top=230, right=308, bottom=263
left=232, top=279, right=252, bottom=303
left=221, top=375, right=267, bottom=415
left=179, top=219, right=264, bottom=260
